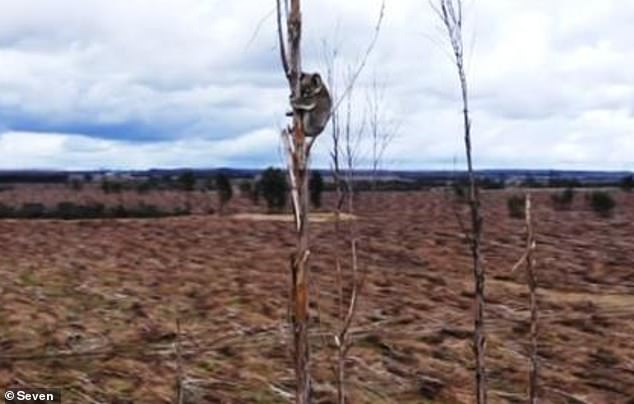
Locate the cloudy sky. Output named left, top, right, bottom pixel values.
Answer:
left=0, top=0, right=632, bottom=171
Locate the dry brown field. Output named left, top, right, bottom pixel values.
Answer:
left=0, top=187, right=632, bottom=403
left=0, top=183, right=218, bottom=215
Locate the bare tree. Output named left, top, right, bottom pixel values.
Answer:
left=324, top=40, right=363, bottom=404
left=329, top=3, right=386, bottom=118
left=430, top=1, right=487, bottom=402
left=367, top=76, right=399, bottom=193
left=525, top=195, right=538, bottom=404
left=276, top=2, right=384, bottom=401
left=334, top=72, right=364, bottom=404
left=512, top=194, right=539, bottom=403
left=334, top=75, right=396, bottom=404
left=324, top=44, right=388, bottom=404
left=276, top=0, right=313, bottom=401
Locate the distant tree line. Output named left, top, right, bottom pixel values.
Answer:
left=0, top=173, right=68, bottom=183
left=0, top=202, right=191, bottom=220
left=1, top=171, right=631, bottom=193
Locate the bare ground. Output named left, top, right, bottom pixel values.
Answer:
left=0, top=189, right=632, bottom=403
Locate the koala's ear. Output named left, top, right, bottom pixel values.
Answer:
left=312, top=74, right=322, bottom=87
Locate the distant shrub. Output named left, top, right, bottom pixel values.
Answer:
left=19, top=203, right=47, bottom=218
left=216, top=173, right=233, bottom=213
left=174, top=206, right=194, bottom=216
left=87, top=203, right=106, bottom=217
left=551, top=187, right=575, bottom=210
left=136, top=181, right=154, bottom=194
left=107, top=204, right=168, bottom=218
left=204, top=177, right=216, bottom=191
left=451, top=179, right=468, bottom=202
left=238, top=181, right=252, bottom=196
left=309, top=171, right=324, bottom=209
left=238, top=180, right=260, bottom=205
left=55, top=202, right=107, bottom=219
left=507, top=194, right=525, bottom=219
left=132, top=203, right=163, bottom=218
left=259, top=167, right=288, bottom=212
left=109, top=205, right=128, bottom=218
left=251, top=181, right=261, bottom=205
left=588, top=191, right=616, bottom=217
left=621, top=175, right=633, bottom=192
left=178, top=170, right=196, bottom=191
left=68, top=179, right=84, bottom=191
left=522, top=176, right=540, bottom=188
left=479, top=178, right=505, bottom=190
left=102, top=179, right=123, bottom=193
left=56, top=202, right=81, bottom=219
left=0, top=203, right=16, bottom=218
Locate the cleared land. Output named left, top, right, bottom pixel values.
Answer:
left=0, top=189, right=632, bottom=403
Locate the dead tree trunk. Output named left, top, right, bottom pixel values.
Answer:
left=277, top=1, right=312, bottom=402
left=288, top=9, right=312, bottom=404
left=510, top=194, right=539, bottom=403
left=524, top=194, right=538, bottom=404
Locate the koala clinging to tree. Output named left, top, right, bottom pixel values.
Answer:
left=288, top=72, right=332, bottom=137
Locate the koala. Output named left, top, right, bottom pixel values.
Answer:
left=288, top=72, right=332, bottom=137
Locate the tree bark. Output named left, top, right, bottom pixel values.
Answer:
left=283, top=1, right=312, bottom=402
left=524, top=194, right=538, bottom=404
left=460, top=59, right=487, bottom=404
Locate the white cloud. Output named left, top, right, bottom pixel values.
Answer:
left=0, top=0, right=631, bottom=170
left=0, top=129, right=283, bottom=170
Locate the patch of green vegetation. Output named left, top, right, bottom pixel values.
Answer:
left=620, top=174, right=633, bottom=192
left=240, top=388, right=282, bottom=404
left=588, top=191, right=616, bottom=217
left=506, top=194, right=525, bottom=219
left=196, top=359, right=216, bottom=373
left=0, top=201, right=191, bottom=220
left=18, top=271, right=38, bottom=286
left=551, top=187, right=575, bottom=210
left=102, top=377, right=137, bottom=396
left=228, top=296, right=245, bottom=307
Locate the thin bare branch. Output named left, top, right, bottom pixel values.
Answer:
left=510, top=252, right=527, bottom=274
left=367, top=75, right=398, bottom=183
left=276, top=0, right=290, bottom=79
left=324, top=44, right=368, bottom=403
left=245, top=7, right=275, bottom=51
left=431, top=1, right=486, bottom=403
left=282, top=129, right=301, bottom=231
left=331, top=0, right=386, bottom=115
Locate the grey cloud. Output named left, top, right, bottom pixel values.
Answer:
left=0, top=0, right=632, bottom=170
